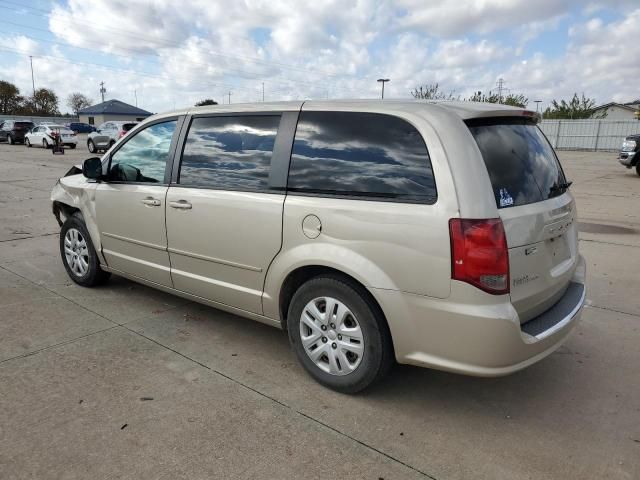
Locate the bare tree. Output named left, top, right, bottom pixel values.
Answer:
left=411, top=83, right=457, bottom=100
left=67, top=93, right=93, bottom=116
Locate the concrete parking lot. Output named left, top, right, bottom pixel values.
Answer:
left=0, top=138, right=638, bottom=479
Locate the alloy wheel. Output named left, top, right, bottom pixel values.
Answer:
left=64, top=228, right=90, bottom=277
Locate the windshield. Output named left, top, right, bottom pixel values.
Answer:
left=467, top=118, right=568, bottom=209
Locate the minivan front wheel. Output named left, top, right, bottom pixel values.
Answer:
left=60, top=215, right=110, bottom=287
left=287, top=276, right=393, bottom=393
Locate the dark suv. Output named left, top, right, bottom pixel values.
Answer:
left=619, top=134, right=640, bottom=176
left=0, top=120, right=36, bottom=144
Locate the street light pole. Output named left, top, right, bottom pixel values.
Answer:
left=29, top=56, right=35, bottom=97
left=377, top=78, right=390, bottom=99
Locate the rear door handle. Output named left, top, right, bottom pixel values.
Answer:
left=169, top=200, right=192, bottom=210
left=141, top=197, right=161, bottom=206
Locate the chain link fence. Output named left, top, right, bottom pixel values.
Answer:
left=539, top=119, right=640, bottom=151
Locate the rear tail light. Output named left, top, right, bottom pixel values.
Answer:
left=119, top=130, right=126, bottom=138
left=449, top=218, right=509, bottom=294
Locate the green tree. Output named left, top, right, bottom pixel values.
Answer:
left=195, top=98, right=218, bottom=106
left=67, top=93, right=92, bottom=116
left=28, top=88, right=60, bottom=115
left=410, top=83, right=457, bottom=100
left=0, top=80, right=23, bottom=114
left=542, top=93, right=605, bottom=119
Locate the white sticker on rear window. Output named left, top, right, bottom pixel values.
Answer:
left=499, top=188, right=514, bottom=207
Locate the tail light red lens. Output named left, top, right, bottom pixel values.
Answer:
left=449, top=218, right=510, bottom=295
left=119, top=130, right=126, bottom=138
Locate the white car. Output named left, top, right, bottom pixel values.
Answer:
left=25, top=124, right=78, bottom=149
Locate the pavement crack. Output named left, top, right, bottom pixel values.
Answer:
left=0, top=325, right=119, bottom=365
left=121, top=324, right=437, bottom=479
left=586, top=303, right=640, bottom=319
left=578, top=238, right=640, bottom=249
left=0, top=232, right=59, bottom=243
left=0, top=264, right=119, bottom=327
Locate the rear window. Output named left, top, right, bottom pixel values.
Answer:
left=467, top=118, right=567, bottom=209
left=288, top=111, right=436, bottom=203
left=122, top=123, right=137, bottom=132
left=15, top=122, right=33, bottom=128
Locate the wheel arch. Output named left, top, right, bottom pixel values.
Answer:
left=278, top=265, right=394, bottom=349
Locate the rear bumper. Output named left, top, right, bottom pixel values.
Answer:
left=372, top=254, right=586, bottom=377
left=619, top=151, right=637, bottom=167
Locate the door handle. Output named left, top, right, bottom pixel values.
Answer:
left=169, top=200, right=192, bottom=210
left=141, top=197, right=161, bottom=206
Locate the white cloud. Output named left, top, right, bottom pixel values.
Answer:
left=0, top=1, right=637, bottom=113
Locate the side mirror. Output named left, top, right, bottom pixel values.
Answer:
left=83, top=157, right=103, bottom=180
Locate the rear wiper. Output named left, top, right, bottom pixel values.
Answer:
left=549, top=181, right=572, bottom=193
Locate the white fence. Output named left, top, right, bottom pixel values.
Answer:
left=539, top=119, right=640, bottom=151
left=0, top=115, right=78, bottom=125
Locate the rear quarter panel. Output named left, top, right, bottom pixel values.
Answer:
left=262, top=106, right=462, bottom=321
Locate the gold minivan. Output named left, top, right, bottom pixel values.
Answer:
left=51, top=100, right=586, bottom=392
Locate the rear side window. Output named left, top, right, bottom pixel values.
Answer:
left=288, top=111, right=436, bottom=203
left=178, top=115, right=280, bottom=191
left=467, top=118, right=567, bottom=209
left=122, top=123, right=136, bottom=132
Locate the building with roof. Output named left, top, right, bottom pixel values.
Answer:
left=78, top=99, right=153, bottom=126
left=590, top=102, right=639, bottom=120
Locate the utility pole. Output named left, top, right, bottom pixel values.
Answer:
left=99, top=82, right=106, bottom=103
left=377, top=78, right=390, bottom=99
left=262, top=82, right=264, bottom=102
left=29, top=56, right=35, bottom=97
left=496, top=77, right=506, bottom=104
left=228, top=91, right=232, bottom=104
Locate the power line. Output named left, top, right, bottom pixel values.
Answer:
left=0, top=24, right=356, bottom=97
left=0, top=1, right=349, bottom=81
left=0, top=46, right=264, bottom=96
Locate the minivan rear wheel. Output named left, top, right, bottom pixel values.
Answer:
left=287, top=276, right=393, bottom=393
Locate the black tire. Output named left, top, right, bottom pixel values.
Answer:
left=60, top=214, right=110, bottom=287
left=87, top=140, right=96, bottom=153
left=69, top=144, right=76, bottom=149
left=287, top=275, right=394, bottom=393
left=42, top=139, right=49, bottom=149
left=25, top=138, right=31, bottom=148
left=8, top=134, right=14, bottom=145
left=636, top=163, right=640, bottom=177
left=109, top=140, right=115, bottom=149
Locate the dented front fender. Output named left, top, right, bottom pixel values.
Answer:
left=51, top=173, right=105, bottom=263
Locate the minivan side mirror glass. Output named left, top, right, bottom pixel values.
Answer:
left=83, top=157, right=103, bottom=180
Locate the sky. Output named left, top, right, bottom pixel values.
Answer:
left=0, top=0, right=639, bottom=114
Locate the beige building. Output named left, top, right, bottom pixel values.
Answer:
left=78, top=99, right=152, bottom=126
left=591, top=102, right=640, bottom=120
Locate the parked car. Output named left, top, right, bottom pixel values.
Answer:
left=87, top=121, right=137, bottom=153
left=0, top=120, right=35, bottom=144
left=618, top=134, right=640, bottom=176
left=25, top=124, right=77, bottom=149
left=67, top=122, right=96, bottom=134
left=51, top=100, right=586, bottom=393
